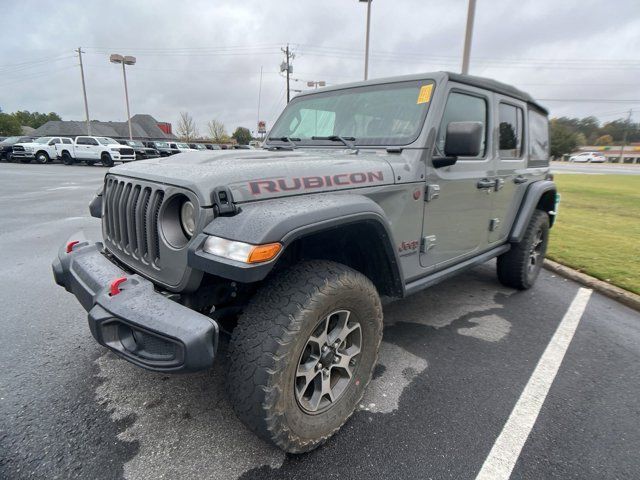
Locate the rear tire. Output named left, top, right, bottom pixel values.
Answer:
left=101, top=153, right=114, bottom=167
left=227, top=260, right=383, bottom=453
left=35, top=152, right=49, bottom=164
left=497, top=210, right=550, bottom=290
left=62, top=151, right=74, bottom=165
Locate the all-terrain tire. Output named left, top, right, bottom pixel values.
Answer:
left=227, top=260, right=383, bottom=453
left=497, top=210, right=550, bottom=290
left=101, top=153, right=114, bottom=167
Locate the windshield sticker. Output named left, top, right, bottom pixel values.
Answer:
left=417, top=84, right=433, bottom=104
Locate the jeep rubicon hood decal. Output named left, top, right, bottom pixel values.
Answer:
left=110, top=149, right=395, bottom=205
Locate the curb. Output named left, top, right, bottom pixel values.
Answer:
left=543, top=259, right=640, bottom=312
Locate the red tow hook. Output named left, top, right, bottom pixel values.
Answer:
left=109, top=277, right=127, bottom=296
left=66, top=240, right=80, bottom=253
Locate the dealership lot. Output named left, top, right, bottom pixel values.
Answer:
left=1, top=163, right=638, bottom=480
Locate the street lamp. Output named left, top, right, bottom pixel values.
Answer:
left=359, top=0, right=372, bottom=80
left=110, top=53, right=136, bottom=140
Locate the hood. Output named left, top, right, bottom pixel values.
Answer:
left=109, top=149, right=395, bottom=205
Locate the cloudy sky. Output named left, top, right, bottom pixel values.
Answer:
left=1, top=0, right=639, bottom=135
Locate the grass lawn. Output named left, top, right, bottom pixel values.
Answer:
left=547, top=174, right=640, bottom=295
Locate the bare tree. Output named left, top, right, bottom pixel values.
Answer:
left=207, top=119, right=227, bottom=143
left=177, top=112, right=198, bottom=142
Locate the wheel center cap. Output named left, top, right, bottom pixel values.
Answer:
left=320, top=347, right=337, bottom=366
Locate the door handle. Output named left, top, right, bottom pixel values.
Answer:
left=514, top=175, right=528, bottom=184
left=477, top=178, right=494, bottom=189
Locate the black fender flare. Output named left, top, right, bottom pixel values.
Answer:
left=509, top=180, right=557, bottom=243
left=188, top=193, right=404, bottom=293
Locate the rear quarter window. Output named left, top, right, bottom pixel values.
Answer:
left=528, top=109, right=549, bottom=167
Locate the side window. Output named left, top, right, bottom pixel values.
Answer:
left=87, top=138, right=99, bottom=146
left=437, top=91, right=487, bottom=159
left=50, top=138, right=61, bottom=145
left=528, top=109, right=549, bottom=167
left=76, top=137, right=87, bottom=145
left=499, top=103, right=523, bottom=158
left=63, top=138, right=72, bottom=144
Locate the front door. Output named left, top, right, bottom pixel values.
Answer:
left=420, top=86, right=495, bottom=270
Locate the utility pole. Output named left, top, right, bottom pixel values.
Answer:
left=281, top=45, right=294, bottom=103
left=76, top=47, right=91, bottom=135
left=461, top=0, right=476, bottom=75
left=618, top=109, right=632, bottom=163
left=362, top=0, right=372, bottom=80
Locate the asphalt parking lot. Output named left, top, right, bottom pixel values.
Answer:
left=1, top=163, right=639, bottom=480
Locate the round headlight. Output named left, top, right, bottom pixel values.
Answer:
left=180, top=200, right=196, bottom=238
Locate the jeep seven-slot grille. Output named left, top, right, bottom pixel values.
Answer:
left=104, top=177, right=164, bottom=266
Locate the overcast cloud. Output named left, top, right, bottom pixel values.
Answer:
left=1, top=0, right=638, bottom=135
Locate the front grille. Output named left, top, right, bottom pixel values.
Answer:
left=119, top=147, right=135, bottom=156
left=103, top=177, right=165, bottom=267
left=13, top=145, right=25, bottom=152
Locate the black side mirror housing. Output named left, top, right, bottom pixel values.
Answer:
left=444, top=121, right=483, bottom=157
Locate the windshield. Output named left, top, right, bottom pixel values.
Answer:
left=268, top=80, right=435, bottom=146
left=35, top=137, right=52, bottom=144
left=177, top=143, right=189, bottom=148
left=2, top=136, right=21, bottom=143
left=97, top=137, right=118, bottom=145
left=127, top=141, right=144, bottom=147
left=154, top=142, right=169, bottom=148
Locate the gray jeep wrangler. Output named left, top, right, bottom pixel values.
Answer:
left=53, top=71, right=557, bottom=453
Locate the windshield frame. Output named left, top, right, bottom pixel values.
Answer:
left=266, top=79, right=436, bottom=148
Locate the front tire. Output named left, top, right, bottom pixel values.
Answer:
left=227, top=260, right=383, bottom=453
left=62, top=151, right=74, bottom=165
left=497, top=210, right=550, bottom=290
left=35, top=152, right=49, bottom=164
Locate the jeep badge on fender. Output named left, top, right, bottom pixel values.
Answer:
left=52, top=71, right=555, bottom=453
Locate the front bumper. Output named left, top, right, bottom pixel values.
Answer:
left=52, top=235, right=218, bottom=373
left=11, top=151, right=34, bottom=159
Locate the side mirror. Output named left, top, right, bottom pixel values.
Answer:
left=444, top=121, right=483, bottom=157
left=433, top=121, right=484, bottom=168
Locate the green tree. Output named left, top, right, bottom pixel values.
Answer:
left=595, top=134, right=613, bottom=146
left=232, top=127, right=252, bottom=145
left=11, top=111, right=61, bottom=129
left=0, top=113, right=22, bottom=135
left=550, top=120, right=578, bottom=158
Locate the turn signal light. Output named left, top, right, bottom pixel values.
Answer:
left=66, top=240, right=80, bottom=253
left=247, top=243, right=282, bottom=264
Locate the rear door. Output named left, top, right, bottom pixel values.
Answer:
left=488, top=97, right=528, bottom=244
left=420, top=85, right=495, bottom=270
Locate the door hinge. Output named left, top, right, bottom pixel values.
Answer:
left=420, top=235, right=437, bottom=253
left=494, top=178, right=505, bottom=191
left=425, top=184, right=440, bottom=202
left=489, top=218, right=501, bottom=231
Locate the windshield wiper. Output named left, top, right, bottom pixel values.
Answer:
left=311, top=135, right=356, bottom=149
left=267, top=136, right=299, bottom=149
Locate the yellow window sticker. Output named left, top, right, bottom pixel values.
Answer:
left=417, top=84, right=434, bottom=104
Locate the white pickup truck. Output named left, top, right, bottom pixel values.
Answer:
left=12, top=136, right=73, bottom=163
left=56, top=136, right=136, bottom=166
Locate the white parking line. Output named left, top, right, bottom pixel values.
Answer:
left=475, top=287, right=593, bottom=480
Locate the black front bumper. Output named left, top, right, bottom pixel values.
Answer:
left=52, top=236, right=218, bottom=373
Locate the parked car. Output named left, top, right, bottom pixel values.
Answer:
left=0, top=136, right=34, bottom=162
left=168, top=142, right=192, bottom=153
left=189, top=143, right=208, bottom=151
left=11, top=136, right=72, bottom=164
left=53, top=71, right=557, bottom=453
left=204, top=144, right=222, bottom=150
left=233, top=144, right=252, bottom=150
left=144, top=141, right=174, bottom=157
left=569, top=151, right=606, bottom=163
left=118, top=140, right=160, bottom=160
left=56, top=136, right=136, bottom=166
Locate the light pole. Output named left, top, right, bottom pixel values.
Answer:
left=359, top=0, right=372, bottom=80
left=461, top=0, right=476, bottom=75
left=110, top=54, right=136, bottom=140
